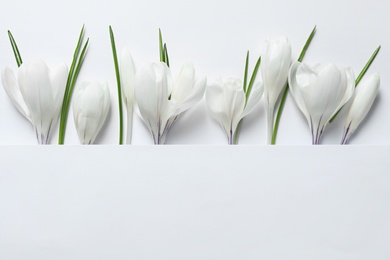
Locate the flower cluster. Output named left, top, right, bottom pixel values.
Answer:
left=1, top=27, right=381, bottom=145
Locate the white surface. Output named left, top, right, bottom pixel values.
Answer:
left=0, top=0, right=388, bottom=145
left=1, top=146, right=389, bottom=259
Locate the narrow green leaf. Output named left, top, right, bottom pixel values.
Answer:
left=8, top=30, right=23, bottom=67
left=271, top=25, right=317, bottom=144
left=234, top=53, right=261, bottom=144
left=109, top=25, right=124, bottom=145
left=243, top=51, right=249, bottom=92
left=66, top=39, right=89, bottom=111
left=233, top=119, right=243, bottom=145
left=329, top=45, right=381, bottom=123
left=164, top=43, right=170, bottom=67
left=58, top=25, right=86, bottom=144
left=355, top=45, right=381, bottom=86
left=245, top=56, right=261, bottom=102
left=271, top=87, right=288, bottom=144
left=297, top=25, right=317, bottom=62
left=159, top=29, right=165, bottom=63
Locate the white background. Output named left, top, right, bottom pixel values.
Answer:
left=1, top=146, right=390, bottom=259
left=0, top=0, right=388, bottom=145
left=1, top=0, right=390, bottom=259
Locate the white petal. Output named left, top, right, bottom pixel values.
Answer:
left=261, top=37, right=291, bottom=107
left=241, top=81, right=263, bottom=119
left=206, top=79, right=230, bottom=135
left=345, top=73, right=380, bottom=134
left=288, top=62, right=310, bottom=123
left=170, top=76, right=207, bottom=118
left=1, top=67, right=31, bottom=121
left=226, top=79, right=245, bottom=133
left=73, top=82, right=111, bottom=144
left=135, top=63, right=158, bottom=138
left=18, top=60, right=54, bottom=143
left=171, top=62, right=196, bottom=103
left=135, top=62, right=170, bottom=143
left=120, top=47, right=136, bottom=106
left=289, top=62, right=356, bottom=144
left=332, top=67, right=355, bottom=115
left=50, top=63, right=68, bottom=123
left=301, top=63, right=342, bottom=123
left=153, top=62, right=170, bottom=133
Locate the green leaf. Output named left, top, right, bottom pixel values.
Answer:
left=164, top=43, right=170, bottom=67
left=58, top=25, right=88, bottom=144
left=234, top=53, right=261, bottom=144
left=297, top=25, right=317, bottom=62
left=245, top=56, right=261, bottom=102
left=109, top=25, right=124, bottom=145
left=355, top=45, right=381, bottom=86
left=271, top=25, right=317, bottom=144
left=243, top=51, right=249, bottom=92
left=329, top=45, right=381, bottom=123
left=233, top=119, right=243, bottom=145
left=8, top=30, right=23, bottom=67
left=159, top=28, right=165, bottom=63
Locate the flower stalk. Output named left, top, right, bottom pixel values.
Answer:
left=262, top=37, right=292, bottom=144
left=271, top=25, right=317, bottom=144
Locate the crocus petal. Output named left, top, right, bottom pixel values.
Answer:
left=135, top=64, right=159, bottom=138
left=136, top=61, right=204, bottom=144
left=135, top=62, right=170, bottom=144
left=288, top=61, right=355, bottom=144
left=300, top=63, right=342, bottom=124
left=169, top=76, right=207, bottom=118
left=18, top=60, right=54, bottom=144
left=73, top=82, right=110, bottom=144
left=261, top=37, right=291, bottom=144
left=261, top=37, right=292, bottom=106
left=288, top=61, right=310, bottom=123
left=120, top=47, right=136, bottom=144
left=171, top=63, right=196, bottom=102
left=226, top=79, right=245, bottom=134
left=206, top=79, right=230, bottom=136
left=206, top=78, right=254, bottom=144
left=50, top=63, right=68, bottom=123
left=342, top=73, right=380, bottom=144
left=120, top=47, right=136, bottom=106
left=241, top=82, right=264, bottom=119
left=332, top=67, right=355, bottom=116
left=1, top=67, right=31, bottom=121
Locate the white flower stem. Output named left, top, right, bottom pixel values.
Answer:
left=310, top=118, right=324, bottom=145
left=126, top=105, right=133, bottom=144
left=341, top=123, right=352, bottom=145
left=228, top=131, right=234, bottom=145
left=35, top=127, right=48, bottom=145
left=266, top=99, right=274, bottom=145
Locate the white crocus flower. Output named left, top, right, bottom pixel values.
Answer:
left=261, top=37, right=292, bottom=144
left=72, top=82, right=110, bottom=145
left=135, top=62, right=206, bottom=144
left=341, top=73, right=380, bottom=144
left=1, top=59, right=67, bottom=144
left=288, top=61, right=355, bottom=144
left=206, top=78, right=263, bottom=144
left=120, top=47, right=136, bottom=144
